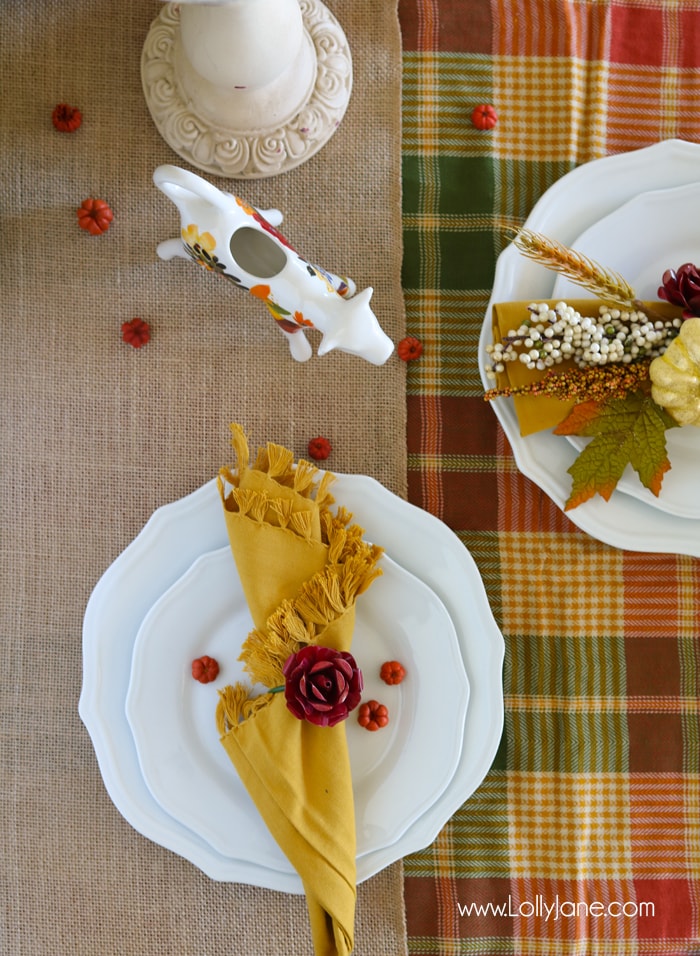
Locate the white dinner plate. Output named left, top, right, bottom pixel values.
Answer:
left=125, top=547, right=468, bottom=868
left=80, top=474, right=504, bottom=890
left=552, top=182, right=700, bottom=519
left=479, top=138, right=700, bottom=556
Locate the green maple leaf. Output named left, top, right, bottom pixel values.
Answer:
left=553, top=391, right=679, bottom=510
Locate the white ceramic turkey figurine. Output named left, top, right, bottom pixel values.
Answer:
left=153, top=165, right=394, bottom=364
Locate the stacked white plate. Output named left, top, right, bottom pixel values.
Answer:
left=479, top=138, right=700, bottom=557
left=79, top=473, right=505, bottom=892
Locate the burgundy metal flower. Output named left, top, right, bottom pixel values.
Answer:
left=658, top=263, right=700, bottom=318
left=282, top=645, right=363, bottom=727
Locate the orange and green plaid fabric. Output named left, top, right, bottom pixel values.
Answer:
left=399, top=0, right=700, bottom=952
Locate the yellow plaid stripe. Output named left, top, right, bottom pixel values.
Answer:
left=684, top=773, right=700, bottom=922
left=492, top=56, right=608, bottom=162
left=499, top=533, right=625, bottom=636
left=508, top=772, right=633, bottom=879
left=506, top=696, right=700, bottom=714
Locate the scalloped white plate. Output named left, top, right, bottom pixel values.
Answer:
left=479, top=139, right=700, bottom=556
left=552, top=181, right=700, bottom=519
left=80, top=474, right=504, bottom=890
left=125, top=547, right=468, bottom=867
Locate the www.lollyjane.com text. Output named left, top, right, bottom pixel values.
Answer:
left=458, top=895, right=654, bottom=922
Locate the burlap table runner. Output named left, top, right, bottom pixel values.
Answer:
left=0, top=2, right=407, bottom=953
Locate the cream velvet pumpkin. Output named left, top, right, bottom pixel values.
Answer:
left=649, top=317, right=700, bottom=426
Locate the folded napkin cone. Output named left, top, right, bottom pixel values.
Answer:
left=215, top=424, right=383, bottom=956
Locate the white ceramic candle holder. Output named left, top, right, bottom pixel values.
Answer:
left=141, top=0, right=353, bottom=179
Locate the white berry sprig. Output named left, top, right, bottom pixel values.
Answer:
left=485, top=302, right=682, bottom=381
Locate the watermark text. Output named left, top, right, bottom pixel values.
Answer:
left=458, top=895, right=654, bottom=921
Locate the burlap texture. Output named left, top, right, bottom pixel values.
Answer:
left=0, top=1, right=407, bottom=953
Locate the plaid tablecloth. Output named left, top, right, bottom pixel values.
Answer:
left=399, top=0, right=700, bottom=953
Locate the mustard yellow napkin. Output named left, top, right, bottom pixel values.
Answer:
left=215, top=424, right=383, bottom=956
left=492, top=299, right=683, bottom=435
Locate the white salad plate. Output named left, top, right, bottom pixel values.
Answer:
left=80, top=473, right=505, bottom=891
left=479, top=138, right=700, bottom=556
left=125, top=546, right=469, bottom=868
left=552, top=181, right=700, bottom=519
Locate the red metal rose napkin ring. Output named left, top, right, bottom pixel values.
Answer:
left=275, top=646, right=363, bottom=728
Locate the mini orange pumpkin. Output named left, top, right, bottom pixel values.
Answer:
left=307, top=436, right=332, bottom=460
left=471, top=104, right=498, bottom=130
left=357, top=700, right=389, bottom=731
left=380, top=660, right=406, bottom=685
left=397, top=336, right=423, bottom=361
left=52, top=103, right=82, bottom=132
left=77, top=198, right=114, bottom=235
left=121, top=318, right=151, bottom=349
left=191, top=655, right=219, bottom=684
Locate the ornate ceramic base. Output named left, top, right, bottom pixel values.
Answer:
left=141, top=1, right=353, bottom=179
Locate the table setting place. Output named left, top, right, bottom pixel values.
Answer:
left=4, top=0, right=700, bottom=954
left=480, top=139, right=700, bottom=558
left=80, top=421, right=505, bottom=955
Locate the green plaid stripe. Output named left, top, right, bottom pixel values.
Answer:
left=401, top=290, right=490, bottom=394
left=454, top=528, right=504, bottom=622
left=402, top=51, right=500, bottom=402
left=493, top=157, right=576, bottom=225
left=406, top=773, right=512, bottom=879
left=407, top=453, right=501, bottom=471
left=402, top=53, right=494, bottom=155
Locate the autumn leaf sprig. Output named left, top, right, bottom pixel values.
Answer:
left=553, top=392, right=679, bottom=511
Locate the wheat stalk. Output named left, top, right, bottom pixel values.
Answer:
left=511, top=228, right=638, bottom=309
